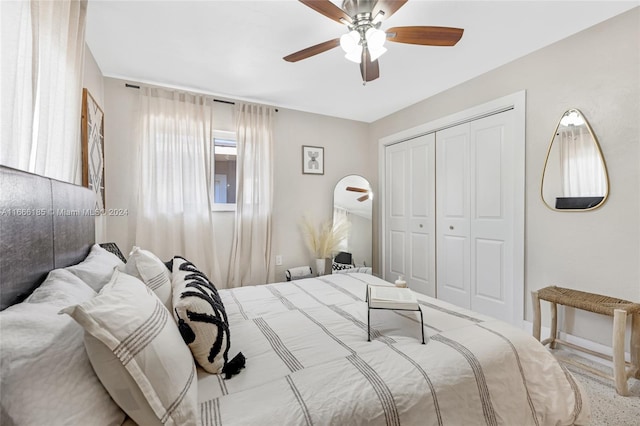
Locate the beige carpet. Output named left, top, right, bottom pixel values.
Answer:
left=552, top=349, right=640, bottom=425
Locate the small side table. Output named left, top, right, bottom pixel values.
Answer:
left=366, top=285, right=425, bottom=344
left=532, top=286, right=640, bottom=395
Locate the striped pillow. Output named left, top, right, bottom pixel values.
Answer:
left=61, top=270, right=197, bottom=426
left=123, top=246, right=172, bottom=309
left=172, top=257, right=245, bottom=378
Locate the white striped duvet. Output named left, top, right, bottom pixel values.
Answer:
left=197, top=273, right=589, bottom=426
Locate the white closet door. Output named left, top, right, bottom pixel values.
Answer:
left=436, top=124, right=471, bottom=308
left=385, top=142, right=408, bottom=283
left=469, top=111, right=514, bottom=322
left=436, top=110, right=515, bottom=321
left=385, top=134, right=436, bottom=296
left=407, top=134, right=436, bottom=296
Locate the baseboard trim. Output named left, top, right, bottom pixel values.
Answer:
left=522, top=320, right=631, bottom=367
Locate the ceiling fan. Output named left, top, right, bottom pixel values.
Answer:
left=346, top=185, right=370, bottom=202
left=283, top=0, right=464, bottom=83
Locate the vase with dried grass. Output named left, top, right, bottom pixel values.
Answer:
left=301, top=215, right=351, bottom=276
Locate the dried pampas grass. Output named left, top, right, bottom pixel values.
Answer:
left=301, top=215, right=351, bottom=259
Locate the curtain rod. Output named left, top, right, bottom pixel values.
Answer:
left=214, top=99, right=235, bottom=105
left=124, top=83, right=278, bottom=111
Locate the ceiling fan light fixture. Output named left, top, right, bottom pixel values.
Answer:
left=560, top=110, right=585, bottom=127
left=365, top=27, right=386, bottom=50
left=340, top=30, right=360, bottom=53
left=368, top=45, right=387, bottom=61
left=344, top=44, right=363, bottom=63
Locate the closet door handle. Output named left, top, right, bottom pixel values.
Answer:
left=449, top=225, right=454, bottom=230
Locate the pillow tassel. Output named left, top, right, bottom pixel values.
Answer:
left=222, top=352, right=246, bottom=379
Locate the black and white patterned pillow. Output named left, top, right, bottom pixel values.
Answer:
left=98, top=242, right=127, bottom=263
left=332, top=261, right=355, bottom=271
left=171, top=257, right=245, bottom=378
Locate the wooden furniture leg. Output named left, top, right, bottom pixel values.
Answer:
left=632, top=313, right=640, bottom=380
left=419, top=307, right=425, bottom=344
left=532, top=291, right=541, bottom=341
left=367, top=307, right=371, bottom=342
left=549, top=302, right=557, bottom=349
left=540, top=301, right=557, bottom=347
left=612, top=309, right=629, bottom=396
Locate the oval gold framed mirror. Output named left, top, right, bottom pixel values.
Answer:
left=541, top=109, right=609, bottom=211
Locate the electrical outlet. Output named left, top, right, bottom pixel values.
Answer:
left=275, top=255, right=282, bottom=266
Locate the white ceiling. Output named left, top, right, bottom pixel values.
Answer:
left=86, top=1, right=638, bottom=123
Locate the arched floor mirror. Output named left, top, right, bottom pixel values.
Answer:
left=333, top=175, right=373, bottom=270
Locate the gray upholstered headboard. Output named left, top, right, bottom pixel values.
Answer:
left=0, top=165, right=95, bottom=309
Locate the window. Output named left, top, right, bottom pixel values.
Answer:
left=212, top=130, right=237, bottom=211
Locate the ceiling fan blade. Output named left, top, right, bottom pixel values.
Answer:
left=360, top=49, right=380, bottom=82
left=299, top=0, right=352, bottom=25
left=371, top=0, right=408, bottom=21
left=357, top=194, right=370, bottom=202
left=283, top=38, right=340, bottom=62
left=346, top=186, right=368, bottom=193
left=386, top=26, right=464, bottom=46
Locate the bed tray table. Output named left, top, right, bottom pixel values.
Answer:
left=366, top=285, right=425, bottom=344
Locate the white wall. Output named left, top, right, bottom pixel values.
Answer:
left=369, top=8, right=640, bottom=346
left=102, top=78, right=373, bottom=285
left=83, top=45, right=104, bottom=107
left=272, top=108, right=372, bottom=280
left=102, top=79, right=138, bottom=254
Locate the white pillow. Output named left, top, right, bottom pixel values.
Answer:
left=123, top=246, right=172, bottom=309
left=61, top=270, right=198, bottom=426
left=66, top=243, right=125, bottom=291
left=26, top=269, right=93, bottom=306
left=0, top=269, right=125, bottom=426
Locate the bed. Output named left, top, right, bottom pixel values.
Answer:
left=0, top=165, right=589, bottom=425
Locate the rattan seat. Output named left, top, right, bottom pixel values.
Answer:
left=532, top=285, right=640, bottom=396
left=537, top=286, right=640, bottom=317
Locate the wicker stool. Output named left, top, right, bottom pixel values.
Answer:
left=532, top=286, right=640, bottom=396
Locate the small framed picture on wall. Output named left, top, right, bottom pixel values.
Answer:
left=302, top=145, right=324, bottom=175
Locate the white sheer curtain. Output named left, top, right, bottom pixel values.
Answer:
left=333, top=206, right=351, bottom=252
left=559, top=126, right=607, bottom=197
left=1, top=0, right=86, bottom=183
left=135, top=87, right=222, bottom=285
left=227, top=103, right=274, bottom=287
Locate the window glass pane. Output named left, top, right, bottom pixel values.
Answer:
left=213, top=136, right=236, bottom=204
